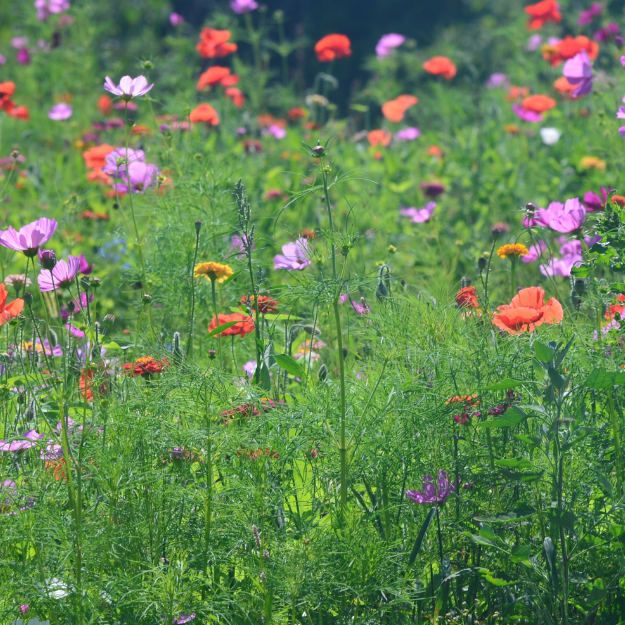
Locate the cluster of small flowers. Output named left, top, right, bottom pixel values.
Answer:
left=220, top=399, right=279, bottom=425
left=487, top=390, right=521, bottom=417
left=447, top=395, right=480, bottom=425
left=236, top=447, right=279, bottom=461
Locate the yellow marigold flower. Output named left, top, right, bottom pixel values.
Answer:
left=497, top=244, right=529, bottom=259
left=194, top=262, right=234, bottom=283
left=579, top=156, right=606, bottom=172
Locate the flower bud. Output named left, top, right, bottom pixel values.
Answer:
left=11, top=150, right=20, bottom=159
left=23, top=292, right=33, bottom=307
left=491, top=227, right=502, bottom=242
left=525, top=202, right=537, bottom=216
left=140, top=59, right=154, bottom=70
left=478, top=257, right=487, bottom=272
left=208, top=349, right=216, bottom=360
left=91, top=278, right=101, bottom=289
left=312, top=143, right=325, bottom=158
left=318, top=364, right=328, bottom=382
left=67, top=301, right=76, bottom=315
left=125, top=118, right=135, bottom=127
left=194, top=220, right=202, bottom=234
left=342, top=347, right=348, bottom=359
left=142, top=293, right=152, bottom=305
left=38, top=249, right=57, bottom=270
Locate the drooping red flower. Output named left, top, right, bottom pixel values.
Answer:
left=196, top=28, right=237, bottom=58
left=314, top=34, right=352, bottom=62
left=525, top=0, right=561, bottom=30
left=239, top=295, right=278, bottom=314
left=422, top=56, right=456, bottom=80
left=122, top=356, right=169, bottom=377
left=456, top=286, right=479, bottom=309
left=209, top=313, right=255, bottom=337
left=493, top=287, right=563, bottom=334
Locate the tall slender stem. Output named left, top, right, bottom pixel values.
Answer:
left=187, top=227, right=201, bottom=357
left=210, top=278, right=222, bottom=367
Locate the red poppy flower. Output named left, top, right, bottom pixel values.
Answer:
left=522, top=94, right=556, bottom=113
left=0, top=283, right=24, bottom=326
left=196, top=66, right=234, bottom=90
left=0, top=82, right=16, bottom=111
left=381, top=94, right=418, bottom=123
left=209, top=313, right=255, bottom=337
left=543, top=36, right=599, bottom=66
left=288, top=107, right=307, bottom=120
left=367, top=129, right=392, bottom=147
left=314, top=34, right=352, bottom=62
left=7, top=105, right=29, bottom=121
left=196, top=28, right=237, bottom=58
left=505, top=86, right=530, bottom=102
left=239, top=295, right=278, bottom=314
left=97, top=95, right=113, bottom=116
left=189, top=103, right=220, bottom=125
left=456, top=286, right=479, bottom=309
left=122, top=356, right=169, bottom=377
left=606, top=294, right=625, bottom=320
left=524, top=0, right=561, bottom=30
left=80, top=367, right=108, bottom=402
left=493, top=287, right=563, bottom=334
left=422, top=56, right=456, bottom=80
left=225, top=87, right=245, bottom=108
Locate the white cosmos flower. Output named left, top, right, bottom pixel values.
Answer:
left=540, top=127, right=561, bottom=145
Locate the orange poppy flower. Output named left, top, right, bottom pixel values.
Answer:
left=543, top=36, right=599, bottom=66
left=189, top=103, right=220, bottom=125
left=0, top=284, right=24, bottom=326
left=553, top=76, right=576, bottom=95
left=257, top=114, right=287, bottom=128
left=0, top=82, right=16, bottom=111
left=426, top=145, right=443, bottom=158
left=288, top=107, right=307, bottom=120
left=197, top=66, right=233, bottom=90
left=83, top=144, right=114, bottom=170
left=209, top=313, right=255, bottom=337
left=493, top=286, right=563, bottom=335
left=522, top=95, right=556, bottom=113
left=456, top=286, right=478, bottom=309
left=524, top=0, right=561, bottom=30
left=314, top=34, right=352, bottom=62
left=196, top=28, right=237, bottom=58
left=505, top=86, right=530, bottom=102
left=381, top=94, right=418, bottom=123
left=606, top=294, right=625, bottom=320
left=97, top=95, right=113, bottom=116
left=225, top=87, right=245, bottom=108
left=422, top=56, right=456, bottom=80
left=367, top=129, right=392, bottom=147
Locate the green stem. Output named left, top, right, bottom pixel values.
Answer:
left=608, top=389, right=624, bottom=500
left=210, top=278, right=222, bottom=368
left=510, top=256, right=516, bottom=300
left=187, top=229, right=201, bottom=357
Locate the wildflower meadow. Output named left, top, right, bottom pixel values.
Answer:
left=2, top=0, right=625, bottom=623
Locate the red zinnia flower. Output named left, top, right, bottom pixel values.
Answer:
left=209, top=313, right=255, bottom=337
left=314, top=34, right=352, bottom=62
left=423, top=56, right=456, bottom=80
left=525, top=0, right=561, bottom=30
left=239, top=295, right=278, bottom=314
left=196, top=28, right=237, bottom=58
left=122, top=356, right=169, bottom=377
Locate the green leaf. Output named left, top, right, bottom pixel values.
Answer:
left=548, top=507, right=576, bottom=531
left=533, top=341, right=554, bottom=364
left=101, top=341, right=122, bottom=350
left=388, top=180, right=415, bottom=194
left=571, top=264, right=590, bottom=278
left=480, top=379, right=525, bottom=391
left=208, top=321, right=240, bottom=337
left=510, top=545, right=531, bottom=563
left=587, top=578, right=607, bottom=606
left=259, top=363, right=271, bottom=392
left=481, top=574, right=517, bottom=587
left=584, top=368, right=625, bottom=389
left=474, top=504, right=536, bottom=523
left=262, top=313, right=303, bottom=322
left=477, top=407, right=527, bottom=429
left=495, top=457, right=536, bottom=471
left=407, top=507, right=436, bottom=568
left=220, top=270, right=242, bottom=287
left=350, top=103, right=369, bottom=113
left=274, top=354, right=305, bottom=379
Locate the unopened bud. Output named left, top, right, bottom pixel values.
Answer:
left=142, top=293, right=152, bottom=305
left=252, top=524, right=262, bottom=549
left=38, top=249, right=57, bottom=270
left=478, top=257, right=487, bottom=272
left=67, top=301, right=76, bottom=315
left=208, top=349, right=216, bottom=360
left=312, top=142, right=325, bottom=157
left=91, top=278, right=101, bottom=289
left=11, top=150, right=20, bottom=159
left=140, top=59, right=154, bottom=70
left=525, top=202, right=537, bottom=215
left=23, top=292, right=33, bottom=307
left=194, top=220, right=202, bottom=233
left=491, top=227, right=502, bottom=242
left=125, top=118, right=135, bottom=127
left=318, top=364, right=328, bottom=382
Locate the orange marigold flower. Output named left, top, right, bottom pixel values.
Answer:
left=225, top=87, right=245, bottom=108
left=189, top=103, right=220, bottom=125
left=194, top=262, right=233, bottom=283
left=579, top=156, right=606, bottom=172
left=239, top=295, right=278, bottom=314
left=525, top=0, right=561, bottom=30
left=0, top=284, right=24, bottom=326
left=97, top=95, right=113, bottom=116
left=381, top=94, right=418, bottom=123
left=493, top=286, right=563, bottom=335
left=197, top=66, right=233, bottom=90
left=196, top=27, right=237, bottom=58
left=456, top=286, right=479, bottom=309
left=209, top=313, right=255, bottom=337
left=423, top=56, right=456, bottom=80
left=122, top=356, right=169, bottom=377
left=314, top=34, right=352, bottom=62
left=367, top=129, right=392, bottom=147
left=522, top=95, right=556, bottom=113
left=497, top=244, right=529, bottom=259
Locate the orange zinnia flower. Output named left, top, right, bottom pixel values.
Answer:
left=367, top=129, right=392, bottom=147
left=314, top=34, right=352, bottom=62
left=189, top=103, right=220, bottom=125
left=522, top=95, right=556, bottom=113
left=97, top=95, right=113, bottom=116
left=122, top=356, right=169, bottom=377
left=456, top=286, right=479, bottom=309
left=525, top=0, right=561, bottom=30
left=288, top=107, right=307, bottom=120
left=225, top=87, right=245, bottom=108
left=423, top=56, right=456, bottom=80
left=493, top=287, right=563, bottom=335
left=543, top=36, right=599, bottom=66
left=0, top=284, right=24, bottom=326
left=197, top=66, right=233, bottom=90
left=209, top=313, right=255, bottom=338
left=196, top=28, right=237, bottom=58
left=381, top=94, right=418, bottom=123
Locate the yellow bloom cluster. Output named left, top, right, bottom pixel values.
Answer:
left=497, top=244, right=529, bottom=259
left=194, top=262, right=234, bottom=283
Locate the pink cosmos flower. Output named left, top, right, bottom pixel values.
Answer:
left=37, top=255, right=81, bottom=291
left=406, top=470, right=455, bottom=504
left=583, top=189, right=605, bottom=211
left=274, top=238, right=311, bottom=270
left=169, top=12, right=184, bottom=26
left=78, top=254, right=94, bottom=275
left=35, top=0, right=70, bottom=21
left=11, top=37, right=29, bottom=49
left=0, top=54, right=6, bottom=66
left=485, top=73, right=509, bottom=89
left=526, top=34, right=542, bottom=51
left=522, top=240, right=547, bottom=263
left=524, top=202, right=562, bottom=228
left=230, top=0, right=258, bottom=13
left=0, top=218, right=58, bottom=258
left=0, top=430, right=43, bottom=453
left=563, top=50, right=593, bottom=97
left=102, top=148, right=145, bottom=175
left=540, top=254, right=582, bottom=277
left=512, top=104, right=542, bottom=123
left=103, top=75, right=153, bottom=101
left=547, top=197, right=586, bottom=233
left=396, top=127, right=420, bottom=141
left=48, top=103, right=72, bottom=120
left=579, top=2, right=603, bottom=25
left=352, top=298, right=370, bottom=314
left=263, top=125, right=286, bottom=139
left=115, top=161, right=159, bottom=194
left=16, top=48, right=30, bottom=64
left=376, top=33, right=406, bottom=59
left=400, top=202, right=436, bottom=223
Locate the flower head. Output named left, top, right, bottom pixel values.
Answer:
left=239, top=295, right=278, bottom=314
left=406, top=470, right=455, bottom=504
left=562, top=50, right=593, bottom=97
left=173, top=615, right=196, bottom=625
left=376, top=33, right=405, bottom=59
left=169, top=12, right=184, bottom=25
left=0, top=430, right=43, bottom=453
left=422, top=56, right=456, bottom=80
left=400, top=202, right=436, bottom=223
left=35, top=0, right=69, bottom=21
left=194, top=262, right=233, bottom=283
left=367, top=129, right=392, bottom=147
left=512, top=104, right=542, bottom=123
left=230, top=0, right=258, bottom=13
left=396, top=127, right=420, bottom=141
left=196, top=28, right=237, bottom=58
left=122, top=356, right=169, bottom=377
left=540, top=127, right=561, bottom=145
left=314, top=34, right=352, bottom=62
left=522, top=95, right=556, bottom=113
left=0, top=217, right=58, bottom=258
left=189, top=103, right=220, bottom=125
left=493, top=286, right=563, bottom=334
left=48, top=103, right=72, bottom=120
left=37, top=255, right=81, bottom=291
left=0, top=284, right=24, bottom=326
left=196, top=66, right=235, bottom=90
left=579, top=2, right=603, bottom=25
left=522, top=241, right=547, bottom=263
left=209, top=313, right=254, bottom=337
left=382, top=94, right=418, bottom=123
left=104, top=76, right=153, bottom=101
left=497, top=244, right=529, bottom=259
left=543, top=36, right=599, bottom=66
left=456, top=286, right=479, bottom=309
left=547, top=197, right=586, bottom=232
left=419, top=181, right=445, bottom=198
left=525, top=0, right=561, bottom=30
left=274, top=238, right=311, bottom=271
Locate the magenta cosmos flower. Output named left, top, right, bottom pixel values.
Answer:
left=522, top=240, right=547, bottom=263
left=48, top=103, right=72, bottom=120
left=512, top=104, right=542, bottom=123
left=547, top=198, right=586, bottom=233
left=0, top=430, right=43, bottom=453
left=396, top=127, right=420, bottom=141
left=169, top=12, right=184, bottom=26
left=0, top=218, right=58, bottom=258
left=376, top=33, right=405, bottom=59
left=406, top=470, right=455, bottom=504
left=230, top=0, right=258, bottom=13
left=401, top=202, right=436, bottom=223
left=584, top=187, right=610, bottom=211
left=102, top=147, right=145, bottom=175
left=115, top=161, right=159, bottom=194
left=579, top=2, right=602, bottom=25
left=103, top=75, right=153, bottom=101
left=563, top=50, right=593, bottom=97
left=37, top=255, right=81, bottom=291
left=35, top=0, right=70, bottom=21
left=274, top=238, right=311, bottom=270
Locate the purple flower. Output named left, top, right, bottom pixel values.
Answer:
left=78, top=254, right=94, bottom=275
left=396, top=127, right=420, bottom=141
left=352, top=298, right=370, bottom=315
left=526, top=34, right=542, bottom=51
left=242, top=360, right=257, bottom=379
left=103, top=75, right=153, bottom=101
left=0, top=430, right=43, bottom=453
left=37, top=255, right=81, bottom=291
left=0, top=217, right=58, bottom=258
left=406, top=470, right=455, bottom=504
left=540, top=253, right=582, bottom=277
left=376, top=33, right=406, bottom=59
left=16, top=48, right=30, bottom=64
left=524, top=202, right=562, bottom=228
left=594, top=23, right=619, bottom=43
left=0, top=54, right=6, bottom=66
left=522, top=240, right=546, bottom=263
left=173, top=615, right=196, bottom=625
left=263, top=124, right=286, bottom=140
left=66, top=323, right=85, bottom=338
left=563, top=50, right=593, bottom=97
left=11, top=37, right=29, bottom=49
left=579, top=2, right=603, bottom=25
left=102, top=148, right=145, bottom=175
left=169, top=12, right=184, bottom=26
left=274, top=238, right=311, bottom=271
left=48, top=103, right=72, bottom=120
left=20, top=605, right=29, bottom=614
left=115, top=161, right=159, bottom=194
left=583, top=190, right=605, bottom=211
left=547, top=197, right=586, bottom=233
left=400, top=202, right=436, bottom=223
left=512, top=104, right=542, bottom=123
left=230, top=0, right=258, bottom=13
left=35, top=0, right=70, bottom=21
left=229, top=234, right=254, bottom=259
left=485, top=73, right=509, bottom=89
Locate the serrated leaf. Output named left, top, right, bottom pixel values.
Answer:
left=274, top=354, right=305, bottom=379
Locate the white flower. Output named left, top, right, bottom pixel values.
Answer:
left=540, top=128, right=561, bottom=145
